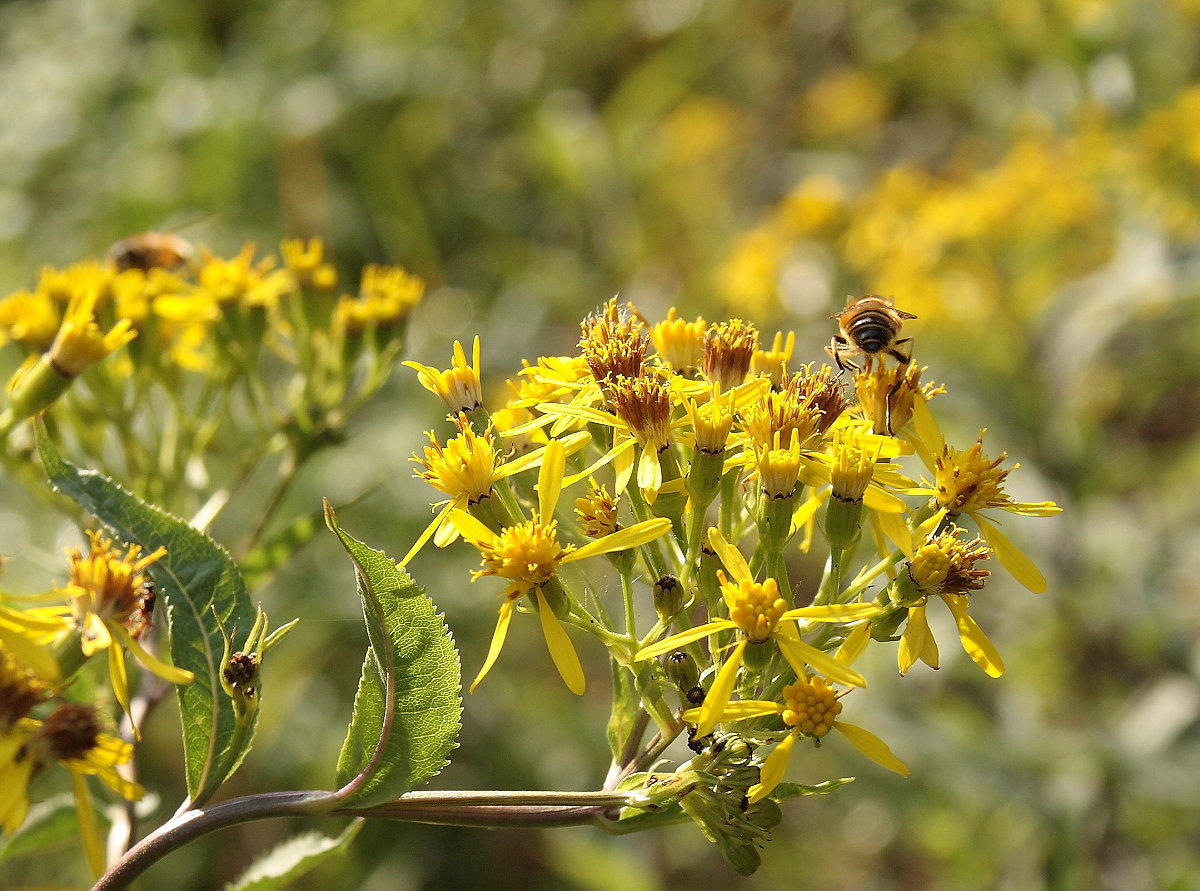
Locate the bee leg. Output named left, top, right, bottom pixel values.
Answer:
left=884, top=369, right=907, bottom=435
left=886, top=338, right=914, bottom=365
left=826, top=337, right=857, bottom=375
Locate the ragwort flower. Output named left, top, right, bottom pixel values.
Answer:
left=637, top=528, right=881, bottom=737
left=0, top=704, right=142, bottom=876
left=684, top=672, right=908, bottom=803
left=890, top=526, right=1001, bottom=677
left=450, top=440, right=671, bottom=695
left=62, top=532, right=193, bottom=729
left=923, top=429, right=1061, bottom=592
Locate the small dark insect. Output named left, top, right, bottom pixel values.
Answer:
left=107, top=231, right=194, bottom=272
left=826, top=294, right=917, bottom=373
left=129, top=580, right=157, bottom=641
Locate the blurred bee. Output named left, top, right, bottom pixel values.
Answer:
left=107, top=231, right=194, bottom=272
left=826, top=294, right=917, bottom=373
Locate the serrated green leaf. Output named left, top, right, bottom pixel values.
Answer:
left=36, top=423, right=256, bottom=804
left=326, top=503, right=461, bottom=808
left=223, top=821, right=363, bottom=891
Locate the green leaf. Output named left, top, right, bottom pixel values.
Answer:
left=770, top=777, right=855, bottom=800
left=326, top=502, right=461, bottom=808
left=0, top=795, right=82, bottom=863
left=223, top=821, right=363, bottom=891
left=36, top=423, right=256, bottom=804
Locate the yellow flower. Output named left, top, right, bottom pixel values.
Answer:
left=683, top=673, right=908, bottom=803
left=892, top=527, right=1001, bottom=677
left=539, top=372, right=685, bottom=500
left=737, top=366, right=845, bottom=453
left=47, top=290, right=136, bottom=379
left=358, top=263, right=424, bottom=312
left=402, top=414, right=588, bottom=565
left=636, top=527, right=881, bottom=737
left=702, top=318, right=759, bottom=391
left=450, top=440, right=671, bottom=695
left=403, top=337, right=484, bottom=413
left=650, top=307, right=707, bottom=374
left=280, top=237, right=338, bottom=290
left=751, top=329, right=795, bottom=386
left=579, top=298, right=649, bottom=391
left=1, top=289, right=137, bottom=428
left=574, top=482, right=619, bottom=539
left=922, top=428, right=1061, bottom=592
left=0, top=290, right=59, bottom=351
left=0, top=705, right=143, bottom=876
left=62, top=532, right=193, bottom=731
left=196, top=243, right=274, bottom=306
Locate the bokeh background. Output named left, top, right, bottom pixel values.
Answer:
left=2, top=0, right=1200, bottom=888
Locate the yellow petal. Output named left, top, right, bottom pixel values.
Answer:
left=567, top=517, right=672, bottom=563
left=399, top=499, right=460, bottom=567
left=536, top=438, right=565, bottom=518
left=70, top=770, right=106, bottom=877
left=535, top=589, right=585, bottom=695
left=790, top=488, right=830, bottom=534
left=1007, top=500, right=1062, bottom=517
left=0, top=737, right=35, bottom=834
left=695, top=639, right=747, bottom=737
left=107, top=642, right=137, bottom=740
left=776, top=635, right=867, bottom=688
left=898, top=604, right=938, bottom=674
left=636, top=447, right=663, bottom=500
left=0, top=626, right=61, bottom=681
left=447, top=508, right=496, bottom=548
left=835, top=624, right=871, bottom=667
left=910, top=392, right=942, bottom=473
left=635, top=620, right=732, bottom=661
left=681, top=699, right=780, bottom=724
left=784, top=603, right=884, bottom=623
left=613, top=439, right=636, bottom=496
left=976, top=515, right=1047, bottom=594
left=943, top=594, right=1005, bottom=677
left=470, top=600, right=514, bottom=693
left=80, top=612, right=112, bottom=658
left=113, top=625, right=194, bottom=685
left=863, top=482, right=906, bottom=513
left=833, top=721, right=909, bottom=776
left=706, top=527, right=752, bottom=583
left=749, top=731, right=799, bottom=803
left=876, top=508, right=915, bottom=557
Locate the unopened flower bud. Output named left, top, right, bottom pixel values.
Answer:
left=654, top=575, right=685, bottom=621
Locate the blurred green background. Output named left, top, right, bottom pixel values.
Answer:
left=3, top=0, right=1200, bottom=887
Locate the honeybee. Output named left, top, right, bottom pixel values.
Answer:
left=826, top=294, right=917, bottom=373
left=107, top=231, right=194, bottom=272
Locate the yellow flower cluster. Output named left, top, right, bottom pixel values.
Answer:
left=716, top=87, right=1200, bottom=332
left=0, top=236, right=425, bottom=518
left=406, top=297, right=1060, bottom=814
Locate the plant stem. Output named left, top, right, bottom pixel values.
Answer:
left=94, top=788, right=635, bottom=890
